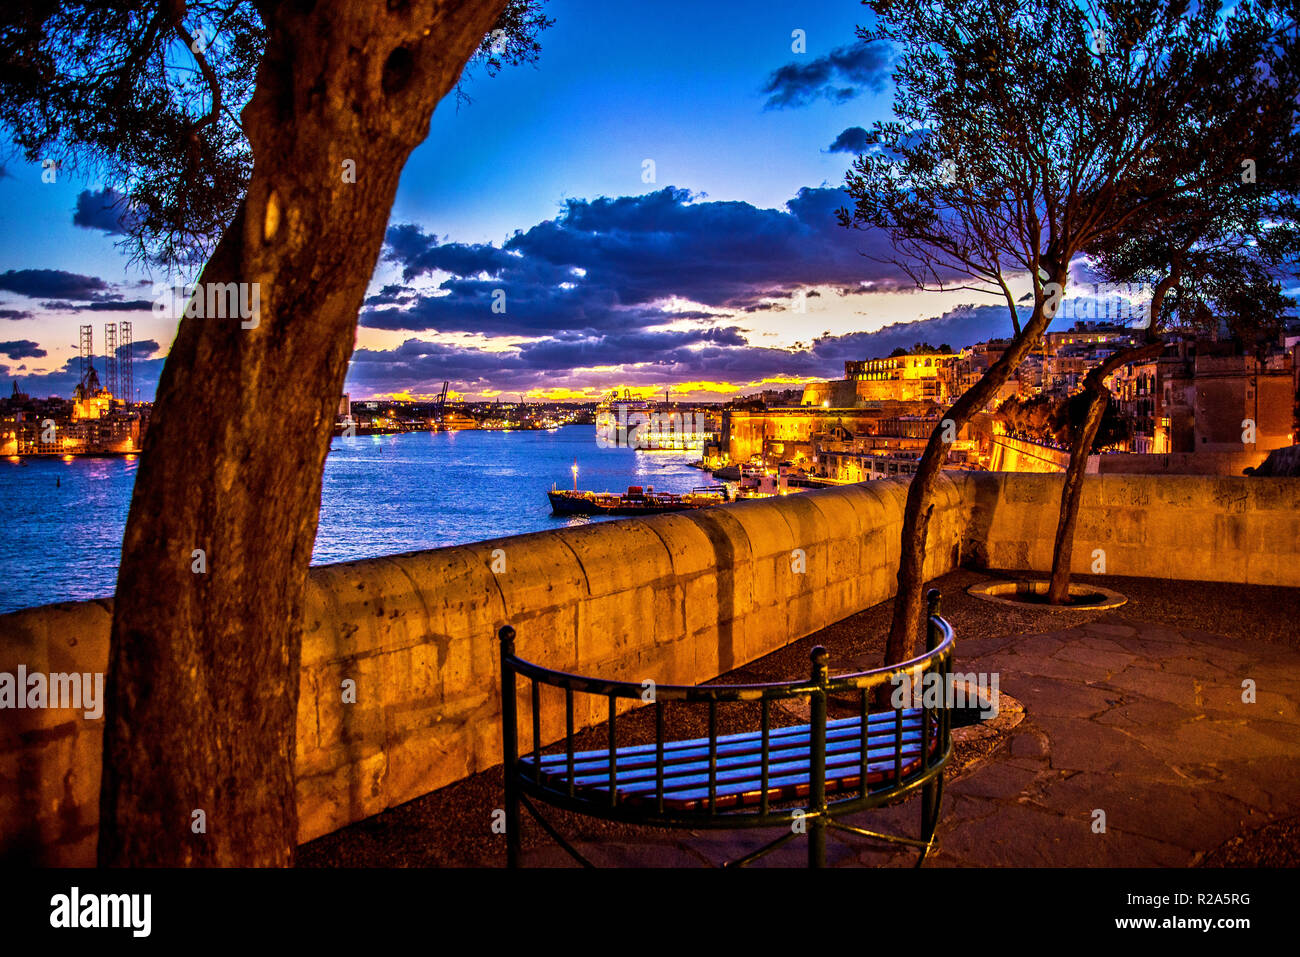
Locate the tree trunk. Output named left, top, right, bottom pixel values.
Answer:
left=1045, top=340, right=1165, bottom=603
left=885, top=268, right=1067, bottom=667
left=98, top=0, right=508, bottom=867
left=1045, top=389, right=1109, bottom=603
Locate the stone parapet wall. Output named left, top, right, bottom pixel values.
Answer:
left=3, top=473, right=1297, bottom=864
left=963, top=472, right=1300, bottom=588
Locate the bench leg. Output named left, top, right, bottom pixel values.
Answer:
left=808, top=813, right=827, bottom=868
left=918, top=773, right=943, bottom=866
left=808, top=651, right=829, bottom=868
left=505, top=781, right=521, bottom=868
left=501, top=629, right=521, bottom=868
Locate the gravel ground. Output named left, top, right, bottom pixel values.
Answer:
left=1199, top=815, right=1300, bottom=867
left=296, top=567, right=1300, bottom=867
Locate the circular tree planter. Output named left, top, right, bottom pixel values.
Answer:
left=967, top=578, right=1127, bottom=610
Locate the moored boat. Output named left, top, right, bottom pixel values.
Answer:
left=548, top=484, right=731, bottom=516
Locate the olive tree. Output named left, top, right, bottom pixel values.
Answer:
left=0, top=0, right=551, bottom=866
left=840, top=0, right=1293, bottom=663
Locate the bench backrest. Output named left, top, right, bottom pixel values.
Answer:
left=499, top=589, right=955, bottom=822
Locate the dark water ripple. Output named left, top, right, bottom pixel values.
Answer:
left=0, top=425, right=705, bottom=614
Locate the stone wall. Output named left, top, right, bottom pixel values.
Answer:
left=986, top=434, right=1072, bottom=473
left=961, top=472, right=1300, bottom=587
left=1092, top=450, right=1267, bottom=476
left=3, top=472, right=1299, bottom=864
left=0, top=476, right=968, bottom=865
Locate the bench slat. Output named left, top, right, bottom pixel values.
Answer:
left=518, top=712, right=939, bottom=812
left=649, top=755, right=928, bottom=810
left=535, top=709, right=921, bottom=766
left=608, top=738, right=927, bottom=797
left=541, top=714, right=922, bottom=777
left=560, top=727, right=924, bottom=789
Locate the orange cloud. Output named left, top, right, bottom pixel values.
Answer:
left=670, top=381, right=744, bottom=394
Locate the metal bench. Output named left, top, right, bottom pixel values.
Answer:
left=499, top=589, right=955, bottom=868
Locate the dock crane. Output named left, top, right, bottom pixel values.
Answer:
left=432, top=380, right=449, bottom=426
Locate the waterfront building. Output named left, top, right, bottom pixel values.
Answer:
left=1043, top=321, right=1136, bottom=357
left=1159, top=345, right=1294, bottom=454
left=1111, top=360, right=1167, bottom=453
left=844, top=351, right=959, bottom=403
left=0, top=374, right=145, bottom=456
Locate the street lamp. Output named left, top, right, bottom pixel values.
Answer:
left=571, top=461, right=579, bottom=492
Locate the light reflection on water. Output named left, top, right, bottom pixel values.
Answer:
left=0, top=425, right=705, bottom=614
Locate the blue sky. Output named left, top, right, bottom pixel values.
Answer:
left=0, top=0, right=1028, bottom=402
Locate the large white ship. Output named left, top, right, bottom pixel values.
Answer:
left=595, top=390, right=712, bottom=451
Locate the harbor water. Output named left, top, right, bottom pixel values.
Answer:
left=0, top=425, right=705, bottom=615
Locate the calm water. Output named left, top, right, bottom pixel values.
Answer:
left=0, top=425, right=705, bottom=614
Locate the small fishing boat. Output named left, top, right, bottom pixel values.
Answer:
left=548, top=484, right=731, bottom=516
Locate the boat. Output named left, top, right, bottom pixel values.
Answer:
left=594, top=389, right=712, bottom=451
left=439, top=411, right=479, bottom=431
left=548, top=484, right=731, bottom=516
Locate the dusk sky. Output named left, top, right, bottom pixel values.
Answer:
left=0, top=0, right=1056, bottom=403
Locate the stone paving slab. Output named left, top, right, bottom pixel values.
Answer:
left=928, top=623, right=1300, bottom=867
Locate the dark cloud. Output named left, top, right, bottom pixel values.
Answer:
left=349, top=184, right=1012, bottom=396
left=0, top=269, right=112, bottom=300
left=121, top=339, right=160, bottom=359
left=7, top=354, right=165, bottom=402
left=72, top=299, right=154, bottom=312
left=514, top=326, right=749, bottom=369
left=826, top=126, right=871, bottom=153
left=344, top=302, right=1024, bottom=399
left=367, top=186, right=902, bottom=337
left=0, top=308, right=34, bottom=320
left=364, top=282, right=416, bottom=307
left=72, top=188, right=141, bottom=236
left=383, top=224, right=518, bottom=281
left=37, top=296, right=153, bottom=313
left=811, top=304, right=1026, bottom=362
left=0, top=339, right=45, bottom=360
left=345, top=328, right=833, bottom=397
left=347, top=340, right=521, bottom=395
left=761, top=43, right=892, bottom=110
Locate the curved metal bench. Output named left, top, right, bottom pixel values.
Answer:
left=499, top=589, right=955, bottom=868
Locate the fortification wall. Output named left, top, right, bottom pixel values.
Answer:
left=4, top=472, right=1298, bottom=864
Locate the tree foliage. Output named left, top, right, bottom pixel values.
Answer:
left=998, top=391, right=1130, bottom=450
left=1040, top=3, right=1299, bottom=602
left=839, top=0, right=1300, bottom=659
left=0, top=0, right=552, bottom=268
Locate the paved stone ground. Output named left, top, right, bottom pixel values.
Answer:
left=896, top=619, right=1300, bottom=868
left=299, top=569, right=1300, bottom=867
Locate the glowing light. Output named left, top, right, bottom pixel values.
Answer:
left=62, top=454, right=75, bottom=462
